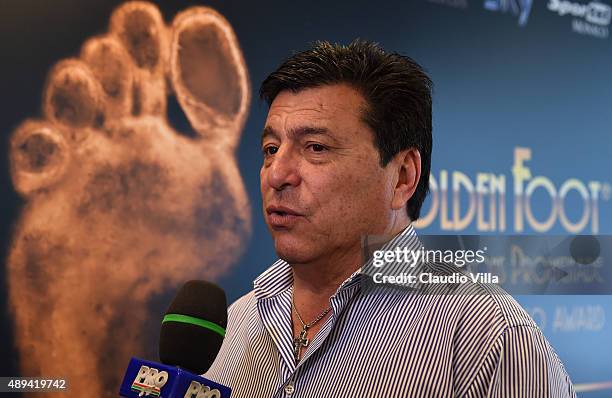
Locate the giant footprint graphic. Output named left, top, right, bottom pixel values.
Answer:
left=7, top=2, right=251, bottom=396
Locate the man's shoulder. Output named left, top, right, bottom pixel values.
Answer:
left=224, top=259, right=291, bottom=334
left=228, top=289, right=257, bottom=316
left=422, top=262, right=575, bottom=396
left=221, top=290, right=258, bottom=342
left=425, top=261, right=537, bottom=330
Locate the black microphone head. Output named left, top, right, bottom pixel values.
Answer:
left=159, top=280, right=227, bottom=374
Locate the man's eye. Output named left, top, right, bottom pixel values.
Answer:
left=308, top=144, right=327, bottom=152
left=263, top=146, right=278, bottom=156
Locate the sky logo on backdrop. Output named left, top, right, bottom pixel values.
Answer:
left=484, top=0, right=534, bottom=26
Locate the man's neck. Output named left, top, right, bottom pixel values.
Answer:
left=291, top=243, right=361, bottom=312
left=290, top=243, right=361, bottom=343
left=291, top=219, right=411, bottom=321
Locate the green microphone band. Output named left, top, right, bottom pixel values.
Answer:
left=162, top=313, right=226, bottom=337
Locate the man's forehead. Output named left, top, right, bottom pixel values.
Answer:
left=265, top=104, right=334, bottom=126
left=264, top=84, right=368, bottom=137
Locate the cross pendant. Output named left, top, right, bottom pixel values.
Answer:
left=293, top=327, right=309, bottom=361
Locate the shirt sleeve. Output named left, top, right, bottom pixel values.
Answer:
left=483, top=325, right=576, bottom=398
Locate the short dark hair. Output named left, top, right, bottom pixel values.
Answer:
left=260, top=39, right=433, bottom=221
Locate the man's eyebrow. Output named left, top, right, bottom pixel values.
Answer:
left=261, top=126, right=278, bottom=146
left=261, top=126, right=340, bottom=146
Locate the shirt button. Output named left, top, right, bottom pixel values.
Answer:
left=284, top=382, right=295, bottom=395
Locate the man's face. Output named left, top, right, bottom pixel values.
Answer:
left=260, top=84, right=398, bottom=265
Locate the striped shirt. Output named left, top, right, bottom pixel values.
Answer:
left=206, top=224, right=576, bottom=397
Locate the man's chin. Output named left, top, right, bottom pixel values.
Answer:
left=273, top=236, right=319, bottom=264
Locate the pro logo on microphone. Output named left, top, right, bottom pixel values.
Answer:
left=131, top=365, right=169, bottom=397
left=120, top=358, right=232, bottom=397
left=184, top=380, right=221, bottom=398
left=184, top=380, right=222, bottom=398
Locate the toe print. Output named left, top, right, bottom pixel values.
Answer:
left=44, top=60, right=104, bottom=131
left=81, top=36, right=133, bottom=119
left=7, top=2, right=251, bottom=397
left=10, top=121, right=70, bottom=195
left=171, top=7, right=250, bottom=148
left=110, top=1, right=167, bottom=117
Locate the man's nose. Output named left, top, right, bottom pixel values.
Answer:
left=266, top=147, right=301, bottom=191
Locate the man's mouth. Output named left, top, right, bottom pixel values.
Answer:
left=266, top=205, right=303, bottom=217
left=266, top=205, right=304, bottom=228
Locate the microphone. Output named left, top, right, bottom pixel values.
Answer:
left=160, top=280, right=228, bottom=374
left=119, top=280, right=231, bottom=397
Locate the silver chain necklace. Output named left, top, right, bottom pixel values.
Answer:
left=291, top=290, right=331, bottom=362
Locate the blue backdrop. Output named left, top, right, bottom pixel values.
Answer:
left=215, top=1, right=612, bottom=395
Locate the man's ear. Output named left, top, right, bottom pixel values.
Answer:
left=391, top=148, right=421, bottom=210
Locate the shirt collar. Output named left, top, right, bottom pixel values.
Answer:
left=253, top=223, right=421, bottom=301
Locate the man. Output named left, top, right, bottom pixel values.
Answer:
left=205, top=40, right=575, bottom=397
